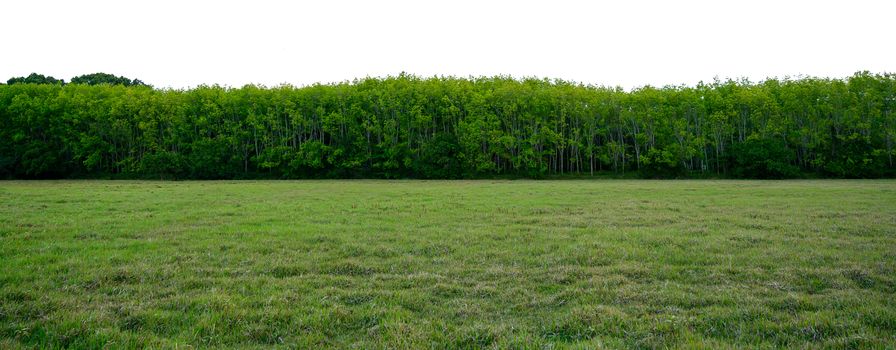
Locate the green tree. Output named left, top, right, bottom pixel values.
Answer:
left=70, top=72, right=147, bottom=86
left=7, top=73, right=64, bottom=85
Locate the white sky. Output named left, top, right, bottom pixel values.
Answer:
left=1, top=0, right=894, bottom=89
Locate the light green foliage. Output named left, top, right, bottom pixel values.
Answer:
left=1, top=180, right=895, bottom=348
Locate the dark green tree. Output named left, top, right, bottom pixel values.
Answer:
left=7, top=73, right=64, bottom=85
left=70, top=72, right=147, bottom=86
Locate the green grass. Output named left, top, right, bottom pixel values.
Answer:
left=1, top=180, right=895, bottom=349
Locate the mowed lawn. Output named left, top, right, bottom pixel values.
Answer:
left=1, top=181, right=895, bottom=349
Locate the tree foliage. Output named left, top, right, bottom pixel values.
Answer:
left=7, top=73, right=64, bottom=85
left=1, top=72, right=894, bottom=179
left=727, top=138, right=800, bottom=179
left=70, top=72, right=147, bottom=86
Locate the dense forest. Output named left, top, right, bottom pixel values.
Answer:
left=1, top=72, right=894, bottom=179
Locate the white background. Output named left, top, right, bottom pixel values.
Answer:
left=1, top=0, right=893, bottom=89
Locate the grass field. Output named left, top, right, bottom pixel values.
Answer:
left=1, top=180, right=895, bottom=349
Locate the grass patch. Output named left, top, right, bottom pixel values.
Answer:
left=1, top=180, right=895, bottom=348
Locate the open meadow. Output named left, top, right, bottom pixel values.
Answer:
left=1, top=180, right=895, bottom=348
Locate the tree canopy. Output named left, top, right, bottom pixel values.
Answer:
left=7, top=72, right=146, bottom=86
left=1, top=72, right=893, bottom=179
left=70, top=72, right=147, bottom=86
left=6, top=73, right=64, bottom=85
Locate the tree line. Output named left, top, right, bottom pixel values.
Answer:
left=1, top=72, right=894, bottom=179
left=6, top=72, right=146, bottom=87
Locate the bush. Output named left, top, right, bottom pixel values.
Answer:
left=822, top=135, right=889, bottom=178
left=727, top=138, right=800, bottom=179
left=415, top=133, right=462, bottom=179
left=640, top=147, right=686, bottom=178
left=140, top=151, right=186, bottom=179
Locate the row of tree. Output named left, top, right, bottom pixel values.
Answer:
left=1, top=72, right=894, bottom=179
left=6, top=72, right=147, bottom=86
